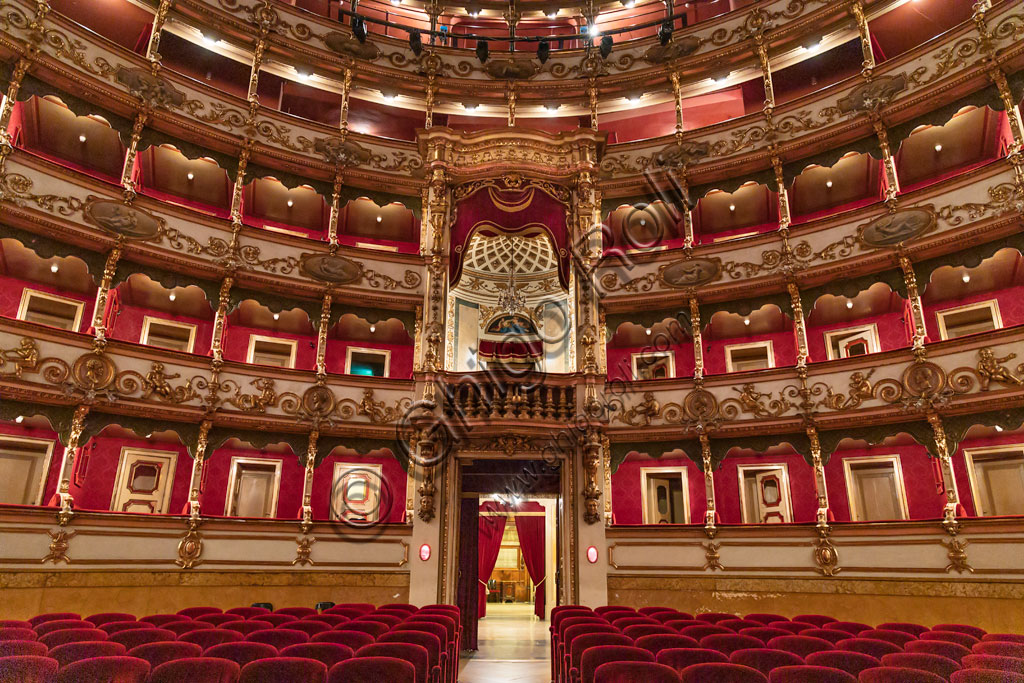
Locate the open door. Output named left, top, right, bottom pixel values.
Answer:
left=455, top=496, right=480, bottom=650
left=110, top=448, right=177, bottom=513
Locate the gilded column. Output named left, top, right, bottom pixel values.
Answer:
left=328, top=172, right=343, bottom=246
left=806, top=425, right=830, bottom=525
left=926, top=411, right=961, bottom=529
left=588, top=77, right=599, bottom=131
left=850, top=1, right=876, bottom=74
left=423, top=57, right=437, bottom=129
left=315, top=291, right=332, bottom=378
left=210, top=274, right=234, bottom=364
left=416, top=432, right=438, bottom=522
left=698, top=431, right=716, bottom=534
left=0, top=1, right=50, bottom=171
left=89, top=240, right=124, bottom=347
left=187, top=419, right=212, bottom=519
left=145, top=0, right=175, bottom=62
left=601, top=434, right=612, bottom=527
left=574, top=168, right=602, bottom=375
left=582, top=429, right=602, bottom=524
left=787, top=282, right=810, bottom=368
left=421, top=165, right=449, bottom=375
left=506, top=81, right=516, bottom=127
left=55, top=404, right=90, bottom=520
left=300, top=427, right=319, bottom=532
left=339, top=66, right=354, bottom=137
left=120, top=111, right=149, bottom=204
left=897, top=254, right=928, bottom=356
left=689, top=298, right=704, bottom=382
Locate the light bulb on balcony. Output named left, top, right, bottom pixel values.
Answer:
left=286, top=199, right=294, bottom=208
left=187, top=172, right=195, bottom=181
left=391, top=0, right=400, bottom=5
left=547, top=11, right=557, bottom=18
left=639, top=219, right=646, bottom=226
left=15, top=415, right=24, bottom=423
left=995, top=425, right=1004, bottom=432
left=469, top=10, right=480, bottom=17
left=826, top=180, right=833, bottom=188
left=645, top=328, right=652, bottom=336
left=50, top=263, right=59, bottom=273
left=934, top=143, right=943, bottom=152
left=588, top=24, right=600, bottom=37
left=962, top=274, right=971, bottom=283
left=846, top=300, right=853, bottom=309
left=79, top=134, right=87, bottom=143
left=743, top=318, right=750, bottom=326
left=370, top=325, right=376, bottom=333
left=169, top=292, right=177, bottom=302
left=376, top=215, right=383, bottom=222
left=624, top=0, right=635, bottom=6
left=273, top=313, right=280, bottom=321
left=729, top=204, right=736, bottom=212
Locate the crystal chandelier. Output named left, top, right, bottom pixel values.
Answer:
left=497, top=236, right=526, bottom=314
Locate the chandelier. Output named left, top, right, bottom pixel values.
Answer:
left=497, top=236, right=526, bottom=314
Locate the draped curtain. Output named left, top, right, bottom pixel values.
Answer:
left=477, top=513, right=507, bottom=618
left=514, top=509, right=546, bottom=619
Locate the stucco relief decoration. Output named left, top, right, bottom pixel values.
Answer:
left=654, top=140, right=710, bottom=170
left=115, top=66, right=188, bottom=110
left=0, top=338, right=40, bottom=378
left=307, top=137, right=374, bottom=167
left=722, top=236, right=857, bottom=279
left=320, top=31, right=382, bottom=61
left=224, top=378, right=279, bottom=414
left=659, top=257, right=721, bottom=288
left=299, top=253, right=421, bottom=290
left=643, top=36, right=702, bottom=65
left=616, top=387, right=721, bottom=428
left=338, top=388, right=412, bottom=424
left=831, top=74, right=908, bottom=115
left=857, top=208, right=936, bottom=248
left=484, top=59, right=541, bottom=80
left=954, top=348, right=1024, bottom=391
left=84, top=200, right=164, bottom=240
left=280, top=385, right=338, bottom=423
left=937, top=183, right=1024, bottom=226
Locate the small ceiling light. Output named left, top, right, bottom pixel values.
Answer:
left=286, top=199, right=294, bottom=208
left=962, top=273, right=971, bottom=283
left=588, top=23, right=601, bottom=37
left=464, top=102, right=479, bottom=111
left=469, top=10, right=480, bottom=16
left=201, top=32, right=219, bottom=48
left=50, top=263, right=59, bottom=273
left=729, top=204, right=736, bottom=211
left=995, top=425, right=1004, bottom=432
left=169, top=292, right=177, bottom=302
left=382, top=93, right=397, bottom=102
left=639, top=218, right=646, bottom=226
left=476, top=39, right=489, bottom=63
left=826, top=180, right=833, bottom=188
left=273, top=313, right=280, bottom=321
left=78, top=134, right=87, bottom=143
left=743, top=317, right=750, bottom=326
left=547, top=11, right=557, bottom=18
left=370, top=324, right=376, bottom=333
left=934, top=143, right=943, bottom=152
left=408, top=29, right=422, bottom=56
left=187, top=172, right=195, bottom=181
left=645, top=328, right=652, bottom=336
left=846, top=300, right=854, bottom=309
left=628, top=94, right=641, bottom=104
left=391, top=0, right=399, bottom=5
left=538, top=39, right=551, bottom=64
left=376, top=215, right=383, bottom=223
left=544, top=104, right=559, bottom=112
left=15, top=415, right=25, bottom=424
left=296, top=70, right=311, bottom=81
left=624, top=0, right=635, bottom=6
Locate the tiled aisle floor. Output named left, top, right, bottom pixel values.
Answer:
left=459, top=603, right=550, bottom=682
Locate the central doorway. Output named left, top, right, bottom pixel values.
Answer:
left=454, top=458, right=562, bottom=651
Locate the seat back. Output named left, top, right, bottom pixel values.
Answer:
left=127, top=641, right=203, bottom=669
left=767, top=665, right=857, bottom=682
left=48, top=641, right=126, bottom=667
left=108, top=628, right=175, bottom=650
left=356, top=643, right=429, bottom=683
left=327, top=655, right=416, bottom=683
left=39, top=629, right=109, bottom=649
left=767, top=635, right=835, bottom=658
left=204, top=641, right=278, bottom=667
left=245, top=629, right=309, bottom=649
left=634, top=634, right=699, bottom=656
left=656, top=647, right=729, bottom=671
left=148, top=657, right=241, bottom=683
left=238, top=656, right=327, bottom=683
left=177, top=608, right=222, bottom=619
left=805, top=650, right=880, bottom=676
left=676, top=662, right=768, bottom=682
left=279, top=643, right=353, bottom=668
left=28, top=613, right=81, bottom=627
left=85, top=614, right=135, bottom=627
left=312, top=631, right=375, bottom=650
left=52, top=656, right=150, bottom=683
left=881, top=652, right=960, bottom=679
left=728, top=648, right=803, bottom=676
left=838, top=637, right=902, bottom=659
left=700, top=634, right=764, bottom=656
left=580, top=645, right=655, bottom=683
left=0, top=641, right=47, bottom=658
left=180, top=629, right=244, bottom=649
left=858, top=667, right=946, bottom=682
left=0, top=655, right=59, bottom=683
left=593, top=661, right=683, bottom=683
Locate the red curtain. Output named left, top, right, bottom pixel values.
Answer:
left=477, top=512, right=506, bottom=618
left=514, top=507, right=546, bottom=619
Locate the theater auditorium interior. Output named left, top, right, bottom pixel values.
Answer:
left=0, top=0, right=1023, bottom=681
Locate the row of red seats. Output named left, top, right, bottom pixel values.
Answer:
left=0, top=602, right=460, bottom=683
left=551, top=605, right=1024, bottom=683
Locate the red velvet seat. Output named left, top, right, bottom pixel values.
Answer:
left=139, top=615, right=187, bottom=627
left=769, top=622, right=815, bottom=635
left=380, top=603, right=419, bottom=613
left=245, top=629, right=309, bottom=649
left=602, top=612, right=639, bottom=624
left=656, top=647, right=729, bottom=672
left=222, top=621, right=274, bottom=635
left=594, top=660, right=683, bottom=683
left=935, top=625, right=987, bottom=640
left=379, top=631, right=444, bottom=683
left=906, top=640, right=971, bottom=662
left=165, top=621, right=215, bottom=636
left=721, top=620, right=763, bottom=633
left=224, top=607, right=270, bottom=619
left=177, top=608, right=222, bottom=619
left=653, top=613, right=694, bottom=624
left=180, top=629, right=244, bottom=649
left=981, top=634, right=1024, bottom=644
left=238, top=657, right=327, bottom=683
left=881, top=624, right=930, bottom=637
left=861, top=629, right=918, bottom=647
left=838, top=638, right=902, bottom=659
left=923, top=632, right=981, bottom=648
left=881, top=652, right=961, bottom=680
left=28, top=614, right=80, bottom=627
left=729, top=648, right=804, bottom=676
left=251, top=614, right=296, bottom=628
left=108, top=628, right=175, bottom=649
left=973, top=641, right=1024, bottom=659
left=951, top=671, right=1024, bottom=683
left=100, top=622, right=149, bottom=635
left=342, top=621, right=390, bottom=638
left=701, top=634, right=765, bottom=656
left=149, top=657, right=240, bottom=683
left=85, top=614, right=135, bottom=628
left=766, top=665, right=856, bottom=682
left=324, top=606, right=373, bottom=618
left=0, top=622, right=30, bottom=630
left=284, top=621, right=331, bottom=637
left=48, top=641, right=126, bottom=667
left=681, top=625, right=734, bottom=641
left=397, top=622, right=454, bottom=682
left=825, top=622, right=872, bottom=636
left=35, top=619, right=93, bottom=636
left=677, top=662, right=769, bottom=682
left=858, top=667, right=946, bottom=682
left=356, top=643, right=430, bottom=683
left=639, top=608, right=678, bottom=617
left=580, top=645, right=655, bottom=683
left=805, top=650, right=880, bottom=676
left=596, top=606, right=635, bottom=616
left=275, top=608, right=318, bottom=619
left=767, top=635, right=836, bottom=658
left=204, top=642, right=278, bottom=668
left=332, top=603, right=376, bottom=614
left=561, top=623, right=621, bottom=680
left=196, top=614, right=244, bottom=627
left=567, top=633, right=634, bottom=683
left=961, top=654, right=1024, bottom=674
left=739, top=628, right=794, bottom=645
left=0, top=641, right=47, bottom=657
left=127, top=641, right=203, bottom=669
left=624, top=625, right=676, bottom=640
left=52, top=655, right=150, bottom=683
left=0, top=655, right=59, bottom=683
left=39, top=629, right=109, bottom=649
left=280, top=643, right=353, bottom=668
left=793, top=615, right=837, bottom=627
left=304, top=615, right=348, bottom=628
left=0, top=628, right=36, bottom=642
left=313, top=631, right=375, bottom=650
left=746, top=615, right=788, bottom=626
left=613, top=617, right=658, bottom=629
left=634, top=634, right=700, bottom=656
left=327, top=655, right=416, bottom=683
left=801, top=629, right=852, bottom=645
left=696, top=613, right=736, bottom=625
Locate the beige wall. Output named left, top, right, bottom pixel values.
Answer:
left=0, top=570, right=410, bottom=620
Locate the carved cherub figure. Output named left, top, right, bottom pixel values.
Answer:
left=620, top=391, right=661, bottom=426
left=977, top=347, right=1024, bottom=390
left=142, top=362, right=180, bottom=401
left=0, top=338, right=38, bottom=378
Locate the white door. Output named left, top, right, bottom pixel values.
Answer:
left=0, top=437, right=54, bottom=505
left=836, top=331, right=873, bottom=358
left=229, top=460, right=280, bottom=518
left=111, top=448, right=178, bottom=513
left=331, top=463, right=383, bottom=523
left=754, top=469, right=789, bottom=523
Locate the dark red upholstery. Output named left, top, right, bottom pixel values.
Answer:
left=48, top=641, right=126, bottom=667
left=729, top=648, right=804, bottom=676
left=793, top=616, right=837, bottom=627
left=676, top=662, right=769, bottom=682
left=696, top=613, right=736, bottom=624
left=838, top=637, right=901, bottom=659
left=28, top=614, right=80, bottom=627
left=165, top=622, right=215, bottom=636
left=327, top=655, right=416, bottom=683
left=245, top=629, right=309, bottom=649
left=972, top=641, right=1024, bottom=658
left=596, top=606, right=634, bottom=616
left=279, top=643, right=353, bottom=668
left=39, top=629, right=109, bottom=649
left=861, top=629, right=918, bottom=647
left=881, top=652, right=961, bottom=679
left=639, top=608, right=678, bottom=617
left=982, top=634, right=1024, bottom=644
left=35, top=619, right=93, bottom=636
left=312, top=631, right=375, bottom=650
left=85, top=614, right=135, bottom=628
left=342, top=621, right=390, bottom=638
left=0, top=641, right=47, bottom=657
left=196, top=614, right=244, bottom=627
left=275, top=608, right=318, bottom=619
left=0, top=628, right=36, bottom=642
left=961, top=654, right=1024, bottom=674
left=880, top=624, right=930, bottom=637
left=360, top=614, right=402, bottom=628
left=653, top=613, right=693, bottom=624
left=746, top=615, right=788, bottom=626
left=769, top=622, right=814, bottom=635
left=923, top=632, right=981, bottom=648
left=634, top=634, right=700, bottom=656
left=305, top=616, right=348, bottom=628
left=905, top=640, right=971, bottom=661
left=283, top=622, right=330, bottom=637
left=0, top=622, right=30, bottom=630
left=935, top=625, right=987, bottom=640
left=100, top=622, right=149, bottom=635
left=580, top=645, right=654, bottom=683
left=379, top=603, right=418, bottom=613
left=250, top=614, right=296, bottom=628
left=0, top=655, right=59, bottom=683
left=204, top=642, right=279, bottom=667
left=623, top=625, right=675, bottom=640
left=139, top=615, right=187, bottom=627
left=666, top=621, right=702, bottom=632
left=800, top=629, right=850, bottom=645
left=225, top=608, right=270, bottom=619
left=741, top=628, right=799, bottom=644
left=378, top=631, right=443, bottom=683
left=951, top=671, right=1024, bottom=683
left=701, top=634, right=765, bottom=656
left=222, top=621, right=274, bottom=635
left=323, top=608, right=370, bottom=620
left=766, top=636, right=835, bottom=658
left=238, top=656, right=327, bottom=683
left=681, top=625, right=734, bottom=640
left=356, top=643, right=429, bottom=683
left=720, top=620, right=763, bottom=633
left=858, top=667, right=946, bottom=682
left=127, top=641, right=203, bottom=669
left=593, top=660, right=683, bottom=683
left=177, top=608, right=222, bottom=619
left=108, top=628, right=175, bottom=649
left=824, top=622, right=872, bottom=636
left=656, top=647, right=729, bottom=672
left=180, top=629, right=244, bottom=649
left=148, top=657, right=241, bottom=683
left=766, top=665, right=856, bottom=682
left=567, top=633, right=633, bottom=683
left=52, top=655, right=150, bottom=683
left=805, top=650, right=880, bottom=676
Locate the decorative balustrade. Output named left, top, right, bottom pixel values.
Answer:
left=441, top=375, right=577, bottom=423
